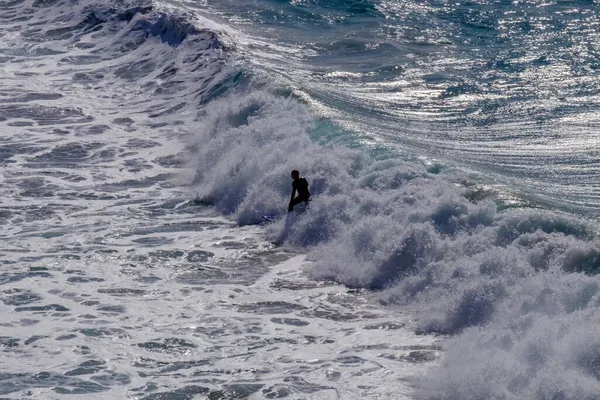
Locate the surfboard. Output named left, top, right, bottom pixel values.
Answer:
left=262, top=214, right=281, bottom=223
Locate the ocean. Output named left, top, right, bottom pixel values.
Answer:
left=1, top=0, right=600, bottom=398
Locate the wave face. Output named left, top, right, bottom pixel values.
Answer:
left=191, top=0, right=600, bottom=214
left=182, top=0, right=600, bottom=398
left=3, top=0, right=600, bottom=398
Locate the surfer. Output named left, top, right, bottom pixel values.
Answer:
left=288, top=170, right=310, bottom=212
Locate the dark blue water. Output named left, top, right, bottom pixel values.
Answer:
left=191, top=0, right=600, bottom=213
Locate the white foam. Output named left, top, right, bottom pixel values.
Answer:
left=188, top=86, right=600, bottom=398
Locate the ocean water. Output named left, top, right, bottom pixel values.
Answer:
left=2, top=0, right=600, bottom=399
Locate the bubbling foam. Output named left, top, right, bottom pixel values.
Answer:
left=189, top=86, right=600, bottom=398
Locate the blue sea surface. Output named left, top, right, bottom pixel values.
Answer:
left=2, top=0, right=600, bottom=398
left=194, top=0, right=600, bottom=212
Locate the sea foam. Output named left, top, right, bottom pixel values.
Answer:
left=189, top=85, right=600, bottom=398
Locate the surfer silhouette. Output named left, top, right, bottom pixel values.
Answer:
left=288, top=170, right=310, bottom=212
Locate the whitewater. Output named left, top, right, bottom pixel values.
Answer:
left=2, top=0, right=600, bottom=399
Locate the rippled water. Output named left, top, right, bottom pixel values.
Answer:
left=188, top=0, right=600, bottom=213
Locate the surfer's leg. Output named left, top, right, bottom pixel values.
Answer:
left=290, top=197, right=304, bottom=209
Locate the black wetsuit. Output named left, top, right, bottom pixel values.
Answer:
left=289, top=177, right=310, bottom=211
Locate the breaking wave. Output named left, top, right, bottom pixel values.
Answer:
left=189, top=85, right=600, bottom=400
